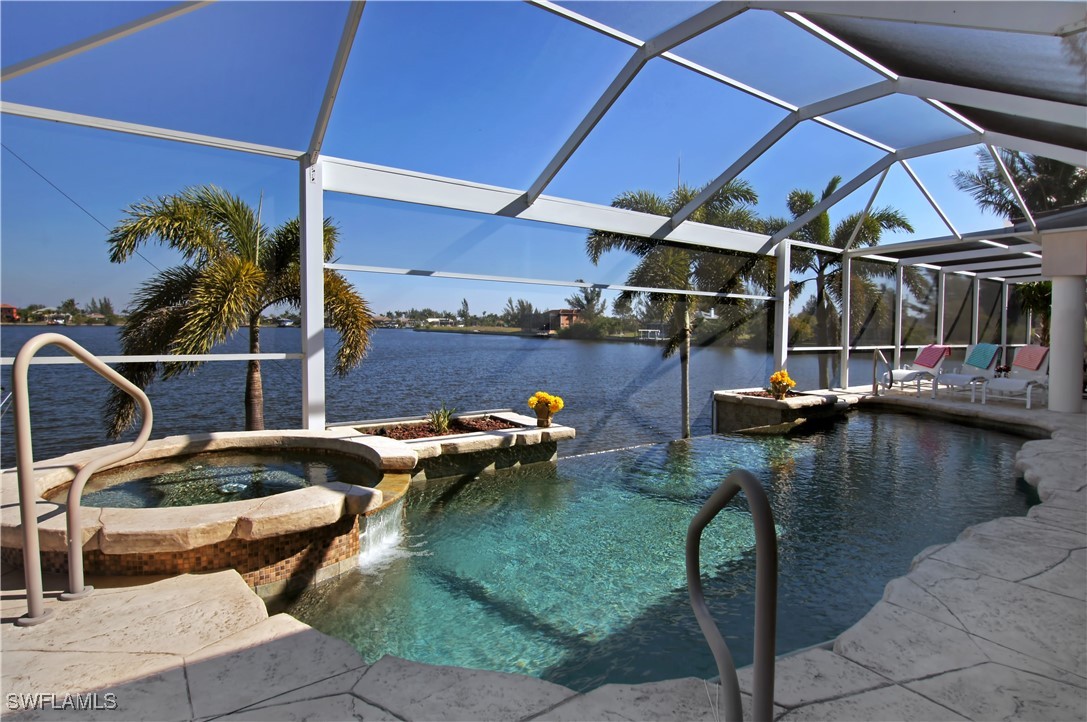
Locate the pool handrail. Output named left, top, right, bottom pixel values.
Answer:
left=686, top=469, right=777, bottom=722
left=872, top=348, right=890, bottom=396
left=12, top=333, right=153, bottom=626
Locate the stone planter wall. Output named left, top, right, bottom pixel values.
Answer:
left=349, top=410, right=575, bottom=482
left=714, top=389, right=849, bottom=433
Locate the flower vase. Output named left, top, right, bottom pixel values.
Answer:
left=535, top=406, right=552, bottom=428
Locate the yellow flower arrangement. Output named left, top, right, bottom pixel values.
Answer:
left=527, top=391, right=565, bottom=414
left=768, top=370, right=796, bottom=400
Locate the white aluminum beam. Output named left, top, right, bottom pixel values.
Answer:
left=845, top=167, right=889, bottom=248
left=936, top=271, right=946, bottom=342
left=0, top=353, right=301, bottom=366
left=987, top=144, right=1038, bottom=233
left=970, top=276, right=980, bottom=345
left=300, top=159, right=326, bottom=431
left=1, top=1, right=213, bottom=82
left=669, top=80, right=898, bottom=231
left=897, top=77, right=1086, bottom=129
left=668, top=114, right=799, bottom=230
left=526, top=0, right=642, bottom=47
left=327, top=263, right=773, bottom=301
left=321, top=156, right=773, bottom=255
left=523, top=2, right=747, bottom=205
left=975, top=269, right=1047, bottom=281
left=308, top=1, right=366, bottom=163
left=893, top=265, right=904, bottom=367
left=839, top=254, right=852, bottom=388
left=747, top=2, right=1087, bottom=36
left=901, top=244, right=1042, bottom=266
left=986, top=132, right=1087, bottom=168
left=900, top=159, right=960, bottom=239
left=938, top=257, right=1044, bottom=273
left=766, top=133, right=981, bottom=249
left=780, top=11, right=897, bottom=79
left=773, top=241, right=791, bottom=371
left=1, top=102, right=302, bottom=159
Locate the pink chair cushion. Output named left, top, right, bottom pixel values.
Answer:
left=914, top=345, right=950, bottom=369
left=1013, top=345, right=1048, bottom=371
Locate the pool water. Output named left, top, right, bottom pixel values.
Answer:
left=287, top=412, right=1034, bottom=691
left=61, top=450, right=380, bottom=508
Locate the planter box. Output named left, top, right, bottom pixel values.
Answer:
left=346, top=410, right=575, bottom=481
left=713, top=389, right=848, bottom=434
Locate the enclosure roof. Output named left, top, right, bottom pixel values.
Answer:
left=1, top=1, right=1085, bottom=284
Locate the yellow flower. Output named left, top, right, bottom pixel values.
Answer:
left=528, top=391, right=564, bottom=414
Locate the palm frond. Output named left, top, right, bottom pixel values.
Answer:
left=173, top=256, right=265, bottom=355
left=324, top=270, right=374, bottom=376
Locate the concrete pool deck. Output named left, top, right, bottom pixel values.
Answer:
left=2, top=391, right=1084, bottom=721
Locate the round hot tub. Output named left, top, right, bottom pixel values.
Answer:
left=1, top=430, right=416, bottom=601
left=45, top=449, right=381, bottom=509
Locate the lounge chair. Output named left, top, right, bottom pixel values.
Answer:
left=982, top=345, right=1049, bottom=409
left=932, top=343, right=1001, bottom=401
left=882, top=344, right=951, bottom=396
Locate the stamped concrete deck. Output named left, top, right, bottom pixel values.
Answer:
left=2, top=392, right=1084, bottom=721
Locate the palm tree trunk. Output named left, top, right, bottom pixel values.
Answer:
left=680, top=300, right=691, bottom=439
left=814, top=270, right=830, bottom=389
left=245, top=317, right=264, bottom=431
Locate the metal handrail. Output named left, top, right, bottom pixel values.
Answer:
left=0, top=390, right=12, bottom=418
left=12, top=333, right=153, bottom=626
left=686, top=469, right=777, bottom=722
left=872, top=348, right=891, bottom=396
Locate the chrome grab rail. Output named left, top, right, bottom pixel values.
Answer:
left=872, top=348, right=891, bottom=396
left=686, top=469, right=777, bottom=722
left=12, top=333, right=153, bottom=626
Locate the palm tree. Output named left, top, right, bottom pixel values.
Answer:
left=586, top=182, right=762, bottom=438
left=764, top=176, right=916, bottom=389
left=104, top=185, right=373, bottom=437
left=952, top=149, right=1087, bottom=218
left=953, top=149, right=1086, bottom=345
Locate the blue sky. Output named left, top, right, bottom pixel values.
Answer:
left=1, top=1, right=1005, bottom=316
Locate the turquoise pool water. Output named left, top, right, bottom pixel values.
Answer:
left=287, top=412, right=1034, bottom=691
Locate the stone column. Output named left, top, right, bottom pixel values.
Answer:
left=1042, top=233, right=1086, bottom=413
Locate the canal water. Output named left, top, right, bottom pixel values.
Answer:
left=5, top=325, right=870, bottom=466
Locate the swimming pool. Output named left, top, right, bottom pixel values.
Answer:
left=287, top=412, right=1034, bottom=691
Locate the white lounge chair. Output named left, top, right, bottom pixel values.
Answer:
left=882, top=344, right=951, bottom=396
left=932, top=343, right=1001, bottom=402
left=982, top=345, right=1049, bottom=409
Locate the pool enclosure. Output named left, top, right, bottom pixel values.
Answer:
left=2, top=1, right=1085, bottom=419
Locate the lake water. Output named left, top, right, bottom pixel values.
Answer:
left=5, top=325, right=870, bottom=467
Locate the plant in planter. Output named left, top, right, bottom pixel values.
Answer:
left=768, top=370, right=796, bottom=400
left=527, top=391, right=564, bottom=427
left=427, top=402, right=456, bottom=434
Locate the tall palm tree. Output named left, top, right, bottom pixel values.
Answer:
left=952, top=149, right=1087, bottom=218
left=764, top=176, right=916, bottom=389
left=587, top=181, right=762, bottom=438
left=953, top=149, right=1086, bottom=344
left=104, top=185, right=373, bottom=437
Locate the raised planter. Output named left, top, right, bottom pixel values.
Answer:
left=713, top=389, right=849, bottom=434
left=346, top=409, right=575, bottom=481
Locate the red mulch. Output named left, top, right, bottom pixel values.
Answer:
left=738, top=390, right=800, bottom=398
left=376, top=416, right=521, bottom=440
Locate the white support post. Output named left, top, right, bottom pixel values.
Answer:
left=1000, top=282, right=1009, bottom=350
left=894, top=265, right=904, bottom=367
left=1048, top=276, right=1085, bottom=413
left=970, top=276, right=980, bottom=345
left=937, top=270, right=947, bottom=343
left=773, top=241, right=791, bottom=372
left=839, top=254, right=852, bottom=389
left=1042, top=236, right=1087, bottom=413
left=300, top=159, right=326, bottom=430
